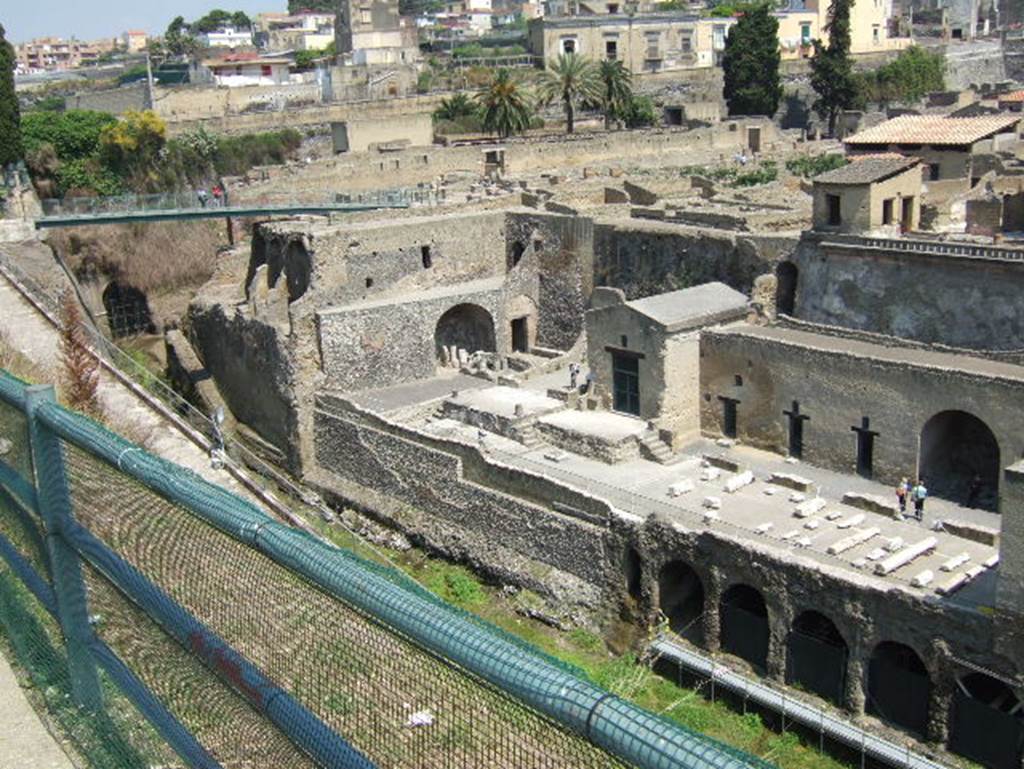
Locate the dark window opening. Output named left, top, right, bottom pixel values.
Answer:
left=720, top=584, right=769, bottom=671
left=901, top=197, right=914, bottom=232
left=605, top=39, right=618, bottom=58
left=624, top=547, right=643, bottom=602
left=929, top=164, right=941, bottom=181
left=421, top=245, right=432, bottom=268
left=665, top=107, right=683, bottom=126
left=776, top=262, right=798, bottom=316
left=658, top=561, right=704, bottom=644
left=734, top=374, right=743, bottom=387
left=510, top=241, right=526, bottom=268
left=719, top=396, right=739, bottom=438
left=827, top=194, right=842, bottom=226
left=612, top=353, right=640, bottom=416
left=882, top=198, right=894, bottom=225
left=365, top=277, right=374, bottom=288
left=620, top=335, right=628, bottom=347
left=511, top=316, right=529, bottom=353
left=533, top=238, right=543, bottom=253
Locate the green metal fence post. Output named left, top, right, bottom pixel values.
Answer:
left=25, top=384, right=103, bottom=711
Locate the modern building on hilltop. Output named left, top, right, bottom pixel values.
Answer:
left=14, top=37, right=118, bottom=73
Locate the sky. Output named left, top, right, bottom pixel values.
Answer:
left=2, top=1, right=287, bottom=44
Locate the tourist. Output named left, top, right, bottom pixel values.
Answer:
left=912, top=479, right=928, bottom=521
left=196, top=188, right=209, bottom=208
left=569, top=362, right=579, bottom=390
left=895, top=477, right=909, bottom=514
left=966, top=475, right=983, bottom=508
left=211, top=184, right=224, bottom=208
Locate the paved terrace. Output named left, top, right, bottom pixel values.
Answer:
left=348, top=372, right=1001, bottom=609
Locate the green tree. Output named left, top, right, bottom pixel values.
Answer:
left=231, top=11, right=252, bottom=29
left=621, top=95, right=657, bottom=128
left=810, top=0, right=858, bottom=136
left=287, top=0, right=336, bottom=11
left=192, top=10, right=233, bottom=33
left=721, top=3, right=782, bottom=117
left=21, top=110, right=117, bottom=160
left=476, top=69, right=533, bottom=139
left=539, top=53, right=601, bottom=135
left=164, top=16, right=198, bottom=57
left=434, top=93, right=477, bottom=121
left=98, top=110, right=167, bottom=191
left=597, top=59, right=632, bottom=130
left=858, top=45, right=945, bottom=105
left=0, top=24, right=22, bottom=167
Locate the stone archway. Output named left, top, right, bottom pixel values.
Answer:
left=949, top=671, right=1024, bottom=769
left=786, top=610, right=849, bottom=707
left=867, top=641, right=931, bottom=735
left=919, top=410, right=1000, bottom=511
left=284, top=240, right=312, bottom=303
left=434, top=303, right=496, bottom=364
left=658, top=561, right=704, bottom=644
left=102, top=281, right=154, bottom=338
left=719, top=583, right=769, bottom=671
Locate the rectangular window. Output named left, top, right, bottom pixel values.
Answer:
left=800, top=23, right=811, bottom=44
left=561, top=37, right=577, bottom=54
left=827, top=194, right=842, bottom=226
left=607, top=3, right=619, bottom=12
left=605, top=39, right=617, bottom=59
left=645, top=32, right=660, bottom=60
left=261, top=64, right=272, bottom=76
left=882, top=198, right=894, bottom=225
left=928, top=163, right=941, bottom=181
left=360, top=8, right=372, bottom=23
left=680, top=33, right=692, bottom=53
left=612, top=354, right=640, bottom=416
left=872, top=25, right=880, bottom=44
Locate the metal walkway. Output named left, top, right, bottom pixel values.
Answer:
left=649, top=637, right=953, bottom=769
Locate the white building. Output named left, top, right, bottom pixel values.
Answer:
left=200, top=56, right=292, bottom=86
left=198, top=26, right=254, bottom=48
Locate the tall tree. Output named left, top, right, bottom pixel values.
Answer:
left=477, top=69, right=533, bottom=139
left=539, top=53, right=601, bottom=135
left=0, top=24, right=22, bottom=168
left=164, top=16, right=198, bottom=58
left=810, top=0, right=858, bottom=136
left=721, top=3, right=782, bottom=117
left=597, top=59, right=632, bottom=130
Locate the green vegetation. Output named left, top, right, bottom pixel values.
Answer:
left=0, top=23, right=23, bottom=167
left=452, top=43, right=527, bottom=59
left=477, top=69, right=534, bottom=139
left=785, top=153, right=848, bottom=178
left=810, top=0, right=858, bottom=136
left=539, top=53, right=601, bottom=135
left=117, top=64, right=149, bottom=85
left=191, top=9, right=252, bottom=32
left=857, top=45, right=945, bottom=106
left=23, top=95, right=66, bottom=113
left=294, top=41, right=337, bottom=70
left=21, top=108, right=302, bottom=197
left=597, top=59, right=633, bottom=129
left=733, top=160, right=778, bottom=186
left=621, top=95, right=658, bottom=128
left=722, top=3, right=782, bottom=117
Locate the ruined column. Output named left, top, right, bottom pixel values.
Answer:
left=765, top=605, right=791, bottom=683
left=702, top=567, right=722, bottom=652
left=925, top=641, right=954, bottom=747
left=844, top=650, right=867, bottom=716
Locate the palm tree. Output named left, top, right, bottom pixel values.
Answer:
left=476, top=69, right=533, bottom=139
left=538, top=53, right=601, bottom=135
left=434, top=92, right=477, bottom=122
left=597, top=59, right=632, bottom=130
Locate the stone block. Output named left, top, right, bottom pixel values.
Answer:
left=841, top=492, right=899, bottom=518
left=940, top=518, right=1000, bottom=547
left=768, top=472, right=812, bottom=492
left=794, top=497, right=827, bottom=518
left=700, top=467, right=721, bottom=482
left=724, top=470, right=754, bottom=493
left=604, top=187, right=629, bottom=204
left=703, top=454, right=740, bottom=472
left=940, top=552, right=970, bottom=572
left=703, top=496, right=722, bottom=510
left=836, top=513, right=866, bottom=529
left=623, top=180, right=659, bottom=206
left=668, top=479, right=695, bottom=497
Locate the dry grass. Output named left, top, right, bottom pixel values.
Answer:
left=48, top=220, right=226, bottom=294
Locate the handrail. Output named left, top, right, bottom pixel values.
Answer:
left=821, top=234, right=1024, bottom=262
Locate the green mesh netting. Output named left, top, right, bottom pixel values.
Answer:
left=62, top=440, right=628, bottom=769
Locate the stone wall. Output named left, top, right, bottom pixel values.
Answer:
left=68, top=81, right=149, bottom=114
left=699, top=325, right=1024, bottom=499
left=593, top=220, right=795, bottom=301
left=790, top=236, right=1024, bottom=350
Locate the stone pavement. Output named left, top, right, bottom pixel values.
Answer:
left=0, top=650, right=74, bottom=769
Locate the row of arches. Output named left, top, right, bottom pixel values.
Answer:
left=656, top=560, right=1022, bottom=766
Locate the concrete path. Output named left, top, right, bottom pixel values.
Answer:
left=0, top=650, right=75, bottom=769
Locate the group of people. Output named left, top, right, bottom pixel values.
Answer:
left=895, top=478, right=928, bottom=521
left=196, top=184, right=227, bottom=209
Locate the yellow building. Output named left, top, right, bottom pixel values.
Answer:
left=779, top=0, right=909, bottom=54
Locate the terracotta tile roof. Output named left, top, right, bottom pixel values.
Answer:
left=813, top=155, right=920, bottom=185
left=999, top=90, right=1024, bottom=103
left=845, top=114, right=1021, bottom=146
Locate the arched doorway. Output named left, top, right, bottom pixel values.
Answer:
left=284, top=240, right=311, bottom=303
left=776, top=262, right=798, bottom=316
left=949, top=672, right=1024, bottom=769
left=867, top=641, right=931, bottom=734
left=434, top=304, right=496, bottom=364
left=785, top=610, right=848, bottom=706
left=624, top=547, right=643, bottom=604
left=919, top=411, right=1000, bottom=511
left=658, top=561, right=704, bottom=644
left=102, top=282, right=154, bottom=338
left=719, top=584, right=769, bottom=670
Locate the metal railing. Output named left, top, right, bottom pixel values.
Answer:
left=0, top=368, right=776, bottom=769
left=822, top=234, right=1024, bottom=262
left=38, top=187, right=439, bottom=219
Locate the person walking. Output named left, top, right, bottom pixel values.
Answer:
left=912, top=479, right=928, bottom=521
left=895, top=477, right=909, bottom=515
left=569, top=362, right=579, bottom=390
left=211, top=184, right=224, bottom=208
left=196, top=188, right=209, bottom=208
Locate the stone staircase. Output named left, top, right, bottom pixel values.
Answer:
left=638, top=431, right=675, bottom=464
left=515, top=422, right=545, bottom=450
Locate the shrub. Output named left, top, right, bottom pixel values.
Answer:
left=858, top=45, right=945, bottom=105
left=785, top=153, right=847, bottom=178
left=59, top=289, right=101, bottom=416
left=622, top=95, right=657, bottom=128
left=731, top=160, right=777, bottom=187
left=21, top=109, right=117, bottom=160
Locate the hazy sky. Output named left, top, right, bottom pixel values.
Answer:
left=2, top=1, right=288, bottom=44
